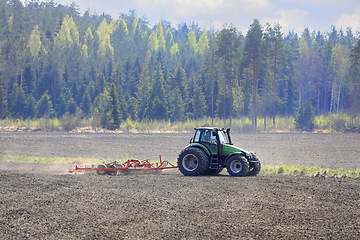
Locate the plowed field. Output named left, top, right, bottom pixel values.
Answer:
left=1, top=132, right=360, bottom=239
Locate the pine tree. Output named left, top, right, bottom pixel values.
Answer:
left=25, top=94, right=36, bottom=119
left=13, top=86, right=26, bottom=119
left=169, top=87, right=185, bottom=121
left=136, top=63, right=150, bottom=120
left=81, top=91, right=91, bottom=118
left=0, top=86, right=7, bottom=119
left=244, top=19, right=263, bottom=130
left=286, top=75, right=295, bottom=116
left=56, top=94, right=67, bottom=118
left=7, top=83, right=17, bottom=118
left=171, top=63, right=187, bottom=100
left=192, top=81, right=207, bottom=120
left=147, top=62, right=167, bottom=119
left=215, top=24, right=240, bottom=126
left=295, top=98, right=315, bottom=131
left=151, top=97, right=167, bottom=120
left=67, top=97, right=77, bottom=115
left=37, top=91, right=54, bottom=118
left=109, top=83, right=121, bottom=129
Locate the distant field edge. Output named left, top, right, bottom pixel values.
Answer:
left=1, top=155, right=359, bottom=178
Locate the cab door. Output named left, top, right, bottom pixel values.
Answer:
left=199, top=129, right=218, bottom=155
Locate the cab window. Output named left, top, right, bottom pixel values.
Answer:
left=218, top=131, right=229, bottom=144
left=194, top=130, right=201, bottom=142
left=200, top=129, right=212, bottom=143
left=218, top=131, right=225, bottom=144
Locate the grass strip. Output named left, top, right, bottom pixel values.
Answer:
left=261, top=164, right=360, bottom=178
left=1, top=155, right=359, bottom=178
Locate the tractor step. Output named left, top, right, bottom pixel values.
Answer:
left=210, top=156, right=219, bottom=169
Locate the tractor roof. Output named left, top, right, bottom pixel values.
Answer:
left=195, top=127, right=227, bottom=131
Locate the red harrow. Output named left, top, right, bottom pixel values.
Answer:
left=68, top=155, right=177, bottom=175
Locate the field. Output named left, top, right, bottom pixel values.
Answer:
left=1, top=132, right=360, bottom=239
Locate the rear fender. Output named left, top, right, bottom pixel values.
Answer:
left=186, top=143, right=211, bottom=156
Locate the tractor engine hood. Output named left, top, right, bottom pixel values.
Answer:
left=223, top=144, right=251, bottom=157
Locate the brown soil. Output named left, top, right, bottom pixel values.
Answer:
left=1, top=132, right=360, bottom=239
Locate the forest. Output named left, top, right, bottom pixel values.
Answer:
left=1, top=0, right=360, bottom=131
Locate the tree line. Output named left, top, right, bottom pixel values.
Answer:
left=1, top=0, right=360, bottom=130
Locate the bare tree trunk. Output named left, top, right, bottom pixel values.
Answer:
left=336, top=69, right=345, bottom=114
left=252, top=52, right=258, bottom=130
left=299, top=83, right=302, bottom=109
left=53, top=61, right=57, bottom=112
left=264, top=44, right=268, bottom=131
left=273, top=37, right=278, bottom=126
left=330, top=82, right=334, bottom=113
left=5, top=60, right=9, bottom=101
left=229, top=50, right=233, bottom=129
left=324, top=68, right=328, bottom=114
left=211, top=51, right=214, bottom=126
left=317, top=73, right=321, bottom=115
left=20, top=53, right=24, bottom=87
left=223, top=57, right=227, bottom=126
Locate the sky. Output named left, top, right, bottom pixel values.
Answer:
left=46, top=0, right=360, bottom=35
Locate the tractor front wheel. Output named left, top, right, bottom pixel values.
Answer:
left=226, top=155, right=249, bottom=177
left=177, top=147, right=209, bottom=176
left=247, top=161, right=261, bottom=176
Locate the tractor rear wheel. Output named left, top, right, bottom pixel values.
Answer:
left=177, top=147, right=209, bottom=176
left=96, top=163, right=108, bottom=175
left=226, top=155, right=249, bottom=177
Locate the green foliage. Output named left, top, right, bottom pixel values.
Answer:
left=81, top=91, right=91, bottom=118
left=147, top=63, right=167, bottom=120
left=0, top=1, right=358, bottom=131
left=60, top=112, right=78, bottom=131
left=38, top=118, right=60, bottom=131
left=109, top=83, right=121, bottom=130
left=261, top=164, right=360, bottom=178
left=1, top=114, right=359, bottom=133
left=13, top=86, right=26, bottom=119
left=0, top=86, right=7, bottom=119
left=56, top=94, right=67, bottom=118
left=93, top=90, right=111, bottom=129
left=25, top=94, right=37, bottom=119
left=168, top=87, right=185, bottom=122
left=36, top=91, right=54, bottom=118
left=67, top=97, right=77, bottom=115
left=295, top=98, right=315, bottom=131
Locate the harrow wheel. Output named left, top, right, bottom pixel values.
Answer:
left=96, top=163, right=108, bottom=175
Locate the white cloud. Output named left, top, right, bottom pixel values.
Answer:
left=335, top=13, right=360, bottom=33
left=278, top=0, right=357, bottom=8
left=19, top=0, right=360, bottom=34
left=263, top=9, right=309, bottom=33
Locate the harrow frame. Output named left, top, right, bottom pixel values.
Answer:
left=68, top=155, right=177, bottom=174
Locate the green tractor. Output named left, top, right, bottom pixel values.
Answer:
left=177, top=127, right=261, bottom=177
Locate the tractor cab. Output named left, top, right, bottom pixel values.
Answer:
left=178, top=127, right=261, bottom=177
left=191, top=127, right=231, bottom=155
